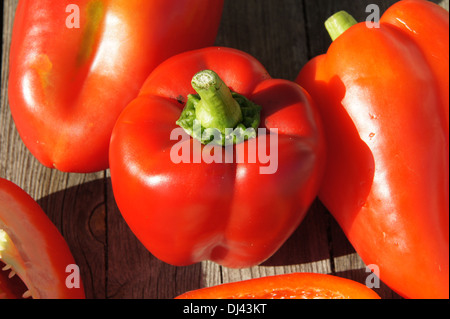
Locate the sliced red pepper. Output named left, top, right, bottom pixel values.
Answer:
left=8, top=0, right=224, bottom=173
left=296, top=0, right=449, bottom=299
left=0, top=177, right=85, bottom=299
left=109, top=47, right=326, bottom=268
left=175, top=273, right=380, bottom=299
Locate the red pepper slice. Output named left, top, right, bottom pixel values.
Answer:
left=296, top=0, right=449, bottom=299
left=0, top=177, right=85, bottom=299
left=175, top=273, right=380, bottom=299
left=109, top=47, right=326, bottom=268
left=8, top=0, right=224, bottom=173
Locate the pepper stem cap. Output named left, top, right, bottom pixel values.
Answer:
left=176, top=70, right=262, bottom=146
left=325, top=11, right=358, bottom=41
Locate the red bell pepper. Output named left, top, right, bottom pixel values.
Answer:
left=8, top=0, right=224, bottom=173
left=109, top=47, right=326, bottom=268
left=296, top=0, right=449, bottom=299
left=0, top=177, right=85, bottom=299
left=176, top=272, right=380, bottom=299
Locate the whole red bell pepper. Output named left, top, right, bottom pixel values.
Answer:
left=109, top=47, right=325, bottom=268
left=296, top=0, right=449, bottom=299
left=8, top=0, right=224, bottom=173
left=0, top=177, right=85, bottom=299
left=176, top=272, right=380, bottom=299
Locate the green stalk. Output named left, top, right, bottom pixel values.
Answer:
left=191, top=70, right=243, bottom=134
left=176, top=70, right=261, bottom=146
left=325, top=11, right=358, bottom=41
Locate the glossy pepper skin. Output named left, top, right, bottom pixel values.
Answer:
left=296, top=0, right=449, bottom=299
left=176, top=272, right=380, bottom=299
left=0, top=177, right=85, bottom=299
left=109, top=47, right=325, bottom=268
left=8, top=0, right=224, bottom=173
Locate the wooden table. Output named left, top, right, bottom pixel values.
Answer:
left=1, top=0, right=448, bottom=299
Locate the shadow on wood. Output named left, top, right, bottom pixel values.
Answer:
left=37, top=177, right=204, bottom=299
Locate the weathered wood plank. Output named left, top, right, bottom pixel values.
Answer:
left=105, top=176, right=204, bottom=299
left=37, top=176, right=107, bottom=298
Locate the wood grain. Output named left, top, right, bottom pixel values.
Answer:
left=1, top=0, right=448, bottom=299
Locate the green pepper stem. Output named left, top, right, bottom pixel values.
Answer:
left=176, top=70, right=261, bottom=146
left=191, top=70, right=243, bottom=134
left=325, top=11, right=358, bottom=41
